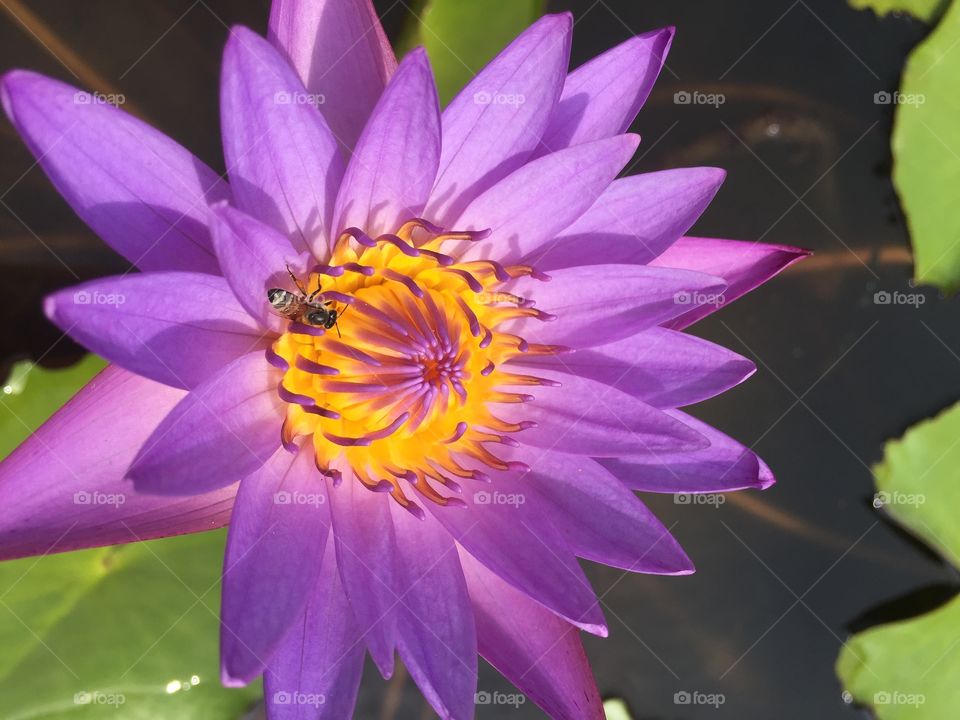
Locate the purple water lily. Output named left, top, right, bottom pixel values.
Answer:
left=0, top=1, right=806, bottom=718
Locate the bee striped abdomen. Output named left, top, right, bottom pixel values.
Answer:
left=267, top=288, right=303, bottom=317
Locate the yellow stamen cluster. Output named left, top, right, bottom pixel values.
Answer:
left=271, top=220, right=557, bottom=514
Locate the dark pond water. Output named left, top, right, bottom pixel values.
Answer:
left=1, top=1, right=956, bottom=718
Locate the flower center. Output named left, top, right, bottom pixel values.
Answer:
left=270, top=220, right=558, bottom=516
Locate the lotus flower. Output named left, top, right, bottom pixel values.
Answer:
left=0, top=1, right=806, bottom=718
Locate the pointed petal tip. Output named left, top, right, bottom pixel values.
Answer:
left=394, top=46, right=436, bottom=85
left=757, top=464, right=777, bottom=490
left=633, top=25, right=676, bottom=47
left=653, top=165, right=728, bottom=193
left=0, top=67, right=33, bottom=92
left=667, top=548, right=696, bottom=575
left=622, top=132, right=642, bottom=153
left=519, top=11, right=572, bottom=50
left=42, top=293, right=58, bottom=323
left=707, top=165, right=728, bottom=184
left=678, top=430, right=712, bottom=453
left=542, top=11, right=574, bottom=30
left=761, top=243, right=814, bottom=274
left=209, top=198, right=231, bottom=214
left=637, top=526, right=696, bottom=576
left=651, top=553, right=696, bottom=577
left=0, top=69, right=21, bottom=117
left=126, top=465, right=175, bottom=497
left=220, top=666, right=253, bottom=689
left=0, top=68, right=20, bottom=85
left=375, top=656, right=395, bottom=680
left=225, top=23, right=260, bottom=45
left=584, top=621, right=609, bottom=638
left=206, top=200, right=236, bottom=231
left=706, top=273, right=731, bottom=295
left=751, top=242, right=812, bottom=262
left=404, top=45, right=430, bottom=65
left=1, top=69, right=51, bottom=123
left=221, top=25, right=259, bottom=67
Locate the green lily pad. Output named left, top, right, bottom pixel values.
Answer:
left=837, top=399, right=960, bottom=716
left=873, top=401, right=960, bottom=566
left=416, top=0, right=546, bottom=105
left=891, top=0, right=960, bottom=291
left=0, top=532, right=259, bottom=720
left=0, top=358, right=257, bottom=719
left=849, top=0, right=947, bottom=23
left=838, top=595, right=960, bottom=718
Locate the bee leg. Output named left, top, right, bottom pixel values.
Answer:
left=286, top=264, right=308, bottom=296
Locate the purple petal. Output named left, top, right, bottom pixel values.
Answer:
left=44, top=272, right=266, bottom=390
left=221, top=447, right=329, bottom=685
left=652, top=237, right=810, bottom=328
left=264, top=541, right=365, bottom=720
left=538, top=27, right=674, bottom=153
left=498, top=370, right=708, bottom=456
left=129, top=351, right=283, bottom=495
left=1, top=71, right=225, bottom=273
left=333, top=49, right=440, bottom=237
left=390, top=503, right=477, bottom=720
left=509, top=326, right=755, bottom=409
left=268, top=0, right=397, bottom=151
left=427, top=14, right=573, bottom=225
left=602, top=409, right=775, bottom=493
left=426, top=485, right=607, bottom=636
left=0, top=365, right=235, bottom=562
left=523, top=453, right=693, bottom=574
left=527, top=167, right=726, bottom=271
left=506, top=264, right=727, bottom=348
left=460, top=550, right=604, bottom=720
left=326, top=475, right=398, bottom=677
left=455, top=135, right=640, bottom=264
left=221, top=26, right=345, bottom=257
left=209, top=203, right=302, bottom=333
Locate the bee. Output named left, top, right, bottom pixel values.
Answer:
left=267, top=265, right=345, bottom=335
